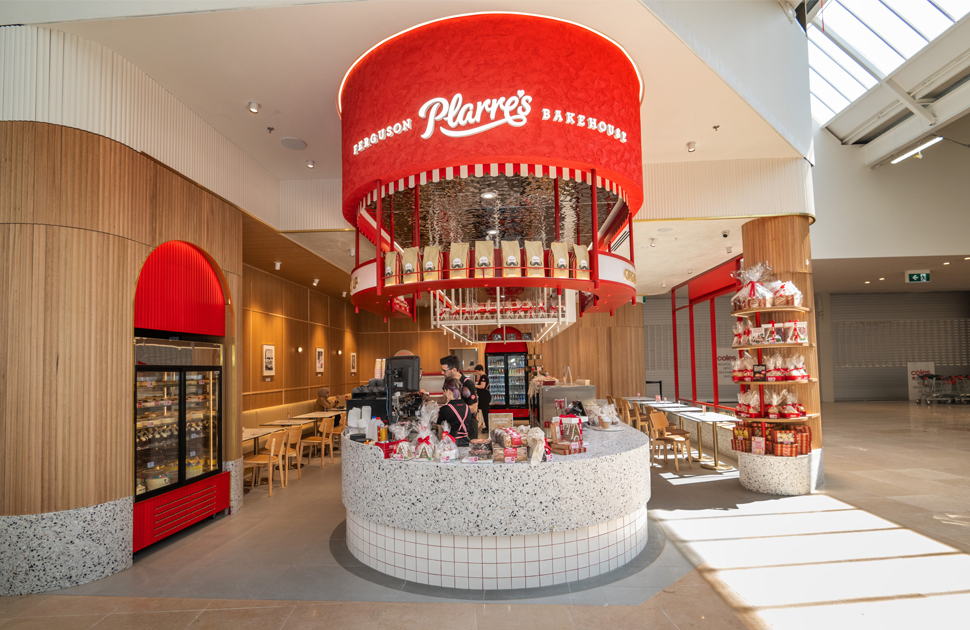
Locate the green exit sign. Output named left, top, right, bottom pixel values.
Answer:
left=905, top=271, right=931, bottom=283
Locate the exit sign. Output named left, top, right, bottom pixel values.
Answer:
left=905, top=270, right=931, bottom=283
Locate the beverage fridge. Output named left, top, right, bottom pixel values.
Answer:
left=133, top=338, right=228, bottom=551
left=486, top=352, right=528, bottom=410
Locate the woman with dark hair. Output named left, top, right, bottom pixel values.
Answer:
left=438, top=377, right=478, bottom=446
left=474, top=364, right=491, bottom=431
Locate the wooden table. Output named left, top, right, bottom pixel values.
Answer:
left=680, top=412, right=738, bottom=471
left=242, top=427, right=278, bottom=454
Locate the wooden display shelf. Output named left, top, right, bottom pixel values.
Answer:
left=731, top=305, right=811, bottom=317
left=740, top=414, right=819, bottom=423
left=738, top=378, right=818, bottom=385
left=734, top=343, right=812, bottom=351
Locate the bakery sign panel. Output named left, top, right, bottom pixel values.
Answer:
left=352, top=91, right=629, bottom=156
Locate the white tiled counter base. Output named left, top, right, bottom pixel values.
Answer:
left=738, top=448, right=825, bottom=495
left=346, top=506, right=648, bottom=590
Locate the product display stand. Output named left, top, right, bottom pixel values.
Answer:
left=735, top=216, right=824, bottom=495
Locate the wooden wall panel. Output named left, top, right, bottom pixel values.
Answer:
left=242, top=264, right=360, bottom=407
left=358, top=308, right=387, bottom=333
left=1, top=122, right=243, bottom=515
left=225, top=271, right=243, bottom=461
left=245, top=391, right=284, bottom=409
left=309, top=292, right=330, bottom=326
left=282, top=318, right=310, bottom=390
left=242, top=308, right=253, bottom=394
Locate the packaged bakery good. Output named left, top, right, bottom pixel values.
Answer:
left=449, top=242, right=469, bottom=279
left=501, top=240, right=521, bottom=278
left=766, top=390, right=782, bottom=419
left=524, top=427, right=549, bottom=466
left=787, top=355, right=809, bottom=381
left=572, top=244, right=590, bottom=280
left=732, top=262, right=774, bottom=310
left=469, top=439, right=492, bottom=458
left=524, top=241, right=545, bottom=278
left=475, top=240, right=494, bottom=278
left=748, top=326, right=766, bottom=346
left=764, top=321, right=782, bottom=345
left=550, top=242, right=570, bottom=279
left=791, top=320, right=809, bottom=344
left=560, top=416, right=583, bottom=443
left=773, top=281, right=803, bottom=307
left=390, top=422, right=412, bottom=460
left=766, top=354, right=786, bottom=382
left=412, top=422, right=436, bottom=460
left=422, top=245, right=442, bottom=281
left=434, top=431, right=458, bottom=462
left=781, top=391, right=804, bottom=419
left=732, top=356, right=744, bottom=382
left=384, top=251, right=399, bottom=286
left=732, top=320, right=746, bottom=348
left=742, top=352, right=755, bottom=382
left=401, top=247, right=420, bottom=284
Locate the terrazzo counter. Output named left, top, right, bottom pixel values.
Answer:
left=342, top=423, right=651, bottom=589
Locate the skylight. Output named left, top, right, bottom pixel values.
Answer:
left=809, top=0, right=965, bottom=124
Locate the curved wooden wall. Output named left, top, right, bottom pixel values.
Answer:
left=741, top=215, right=822, bottom=448
left=0, top=121, right=242, bottom=515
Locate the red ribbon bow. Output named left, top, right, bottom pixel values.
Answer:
left=417, top=436, right=432, bottom=446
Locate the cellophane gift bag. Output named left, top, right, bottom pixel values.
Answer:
left=773, top=281, right=803, bottom=307
left=731, top=262, right=774, bottom=310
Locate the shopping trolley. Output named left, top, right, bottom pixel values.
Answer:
left=917, top=374, right=961, bottom=405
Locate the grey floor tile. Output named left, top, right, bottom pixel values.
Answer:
left=600, top=585, right=663, bottom=606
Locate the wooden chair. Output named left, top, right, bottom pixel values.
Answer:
left=647, top=412, right=693, bottom=472
left=243, top=430, right=285, bottom=497
left=301, top=417, right=336, bottom=468
left=278, top=426, right=304, bottom=485
left=628, top=401, right=648, bottom=435
left=617, top=398, right=633, bottom=427
left=606, top=395, right=616, bottom=406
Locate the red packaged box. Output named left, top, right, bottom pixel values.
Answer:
left=773, top=443, right=798, bottom=457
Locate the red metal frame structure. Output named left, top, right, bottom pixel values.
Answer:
left=671, top=256, right=742, bottom=413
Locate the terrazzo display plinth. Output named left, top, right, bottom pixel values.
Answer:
left=342, top=423, right=651, bottom=589
left=738, top=448, right=825, bottom=495
left=0, top=496, right=133, bottom=596
left=224, top=456, right=245, bottom=515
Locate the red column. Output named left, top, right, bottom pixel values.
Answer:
left=710, top=298, right=719, bottom=407
left=591, top=169, right=599, bottom=291
left=376, top=181, right=383, bottom=297
left=672, top=292, right=679, bottom=401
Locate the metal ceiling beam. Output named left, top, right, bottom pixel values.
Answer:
left=884, top=78, right=938, bottom=125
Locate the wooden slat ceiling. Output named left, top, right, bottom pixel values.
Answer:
left=242, top=213, right=352, bottom=302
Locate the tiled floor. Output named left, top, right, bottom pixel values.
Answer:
left=2, top=401, right=969, bottom=629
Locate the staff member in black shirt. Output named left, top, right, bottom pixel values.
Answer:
left=439, top=354, right=478, bottom=415
left=474, top=364, right=491, bottom=431
left=438, top=378, right=478, bottom=446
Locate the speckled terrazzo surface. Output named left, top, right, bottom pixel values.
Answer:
left=224, top=457, right=244, bottom=515
left=738, top=448, right=825, bottom=495
left=341, top=424, right=651, bottom=536
left=0, top=496, right=133, bottom=596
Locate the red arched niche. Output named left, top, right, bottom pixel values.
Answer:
left=134, top=241, right=226, bottom=337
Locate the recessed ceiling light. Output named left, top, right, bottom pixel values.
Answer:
left=312, top=279, right=319, bottom=286
left=879, top=278, right=885, bottom=281
left=649, top=238, right=656, bottom=248
left=965, top=257, right=970, bottom=260
left=274, top=261, right=281, bottom=270
left=487, top=230, right=498, bottom=235
left=481, top=192, right=497, bottom=200
left=658, top=227, right=673, bottom=233
left=248, top=101, right=260, bottom=113
left=687, top=141, right=696, bottom=152
left=865, top=281, right=870, bottom=284
left=281, top=137, right=307, bottom=150
left=944, top=262, right=950, bottom=265
left=306, top=160, right=315, bottom=168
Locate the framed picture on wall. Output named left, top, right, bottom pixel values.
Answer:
left=262, top=344, right=275, bottom=376
left=315, top=348, right=325, bottom=373
left=350, top=352, right=357, bottom=374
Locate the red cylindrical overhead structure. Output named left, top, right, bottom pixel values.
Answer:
left=338, top=12, right=643, bottom=227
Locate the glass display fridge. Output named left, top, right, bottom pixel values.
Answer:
left=134, top=338, right=223, bottom=501
left=486, top=352, right=528, bottom=409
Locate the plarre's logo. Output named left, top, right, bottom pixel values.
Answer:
left=419, top=91, right=532, bottom=139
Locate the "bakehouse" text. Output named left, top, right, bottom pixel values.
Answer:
left=540, top=109, right=627, bottom=143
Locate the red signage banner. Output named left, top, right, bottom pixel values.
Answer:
left=339, top=12, right=643, bottom=225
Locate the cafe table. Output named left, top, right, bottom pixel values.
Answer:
left=678, top=411, right=738, bottom=471
left=242, top=427, right=278, bottom=455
